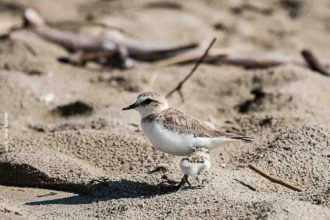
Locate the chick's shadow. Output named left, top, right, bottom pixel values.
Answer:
left=26, top=179, right=182, bottom=206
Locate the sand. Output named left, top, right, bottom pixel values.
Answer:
left=0, top=0, right=329, bottom=219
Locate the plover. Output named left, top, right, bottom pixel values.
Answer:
left=123, top=92, right=251, bottom=190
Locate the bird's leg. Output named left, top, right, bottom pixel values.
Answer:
left=186, top=175, right=192, bottom=187
left=196, top=176, right=201, bottom=184
left=176, top=174, right=191, bottom=191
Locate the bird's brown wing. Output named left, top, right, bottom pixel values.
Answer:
left=153, top=108, right=252, bottom=142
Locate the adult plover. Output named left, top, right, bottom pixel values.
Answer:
left=123, top=92, right=251, bottom=190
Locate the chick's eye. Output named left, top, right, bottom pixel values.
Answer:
left=144, top=99, right=153, bottom=104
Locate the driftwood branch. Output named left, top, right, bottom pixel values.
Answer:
left=51, top=20, right=131, bottom=36
left=153, top=48, right=229, bottom=67
left=15, top=9, right=330, bottom=75
left=165, top=38, right=216, bottom=101
left=214, top=56, right=296, bottom=69
left=301, top=49, right=330, bottom=77
left=155, top=51, right=305, bottom=69
left=248, top=164, right=303, bottom=192
left=23, top=8, right=198, bottom=69
left=158, top=50, right=330, bottom=78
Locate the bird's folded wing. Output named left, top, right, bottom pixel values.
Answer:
left=156, top=108, right=252, bottom=142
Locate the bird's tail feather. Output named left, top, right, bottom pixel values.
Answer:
left=231, top=136, right=253, bottom=142
left=207, top=136, right=252, bottom=150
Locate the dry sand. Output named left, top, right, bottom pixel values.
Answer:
left=0, top=0, right=329, bottom=219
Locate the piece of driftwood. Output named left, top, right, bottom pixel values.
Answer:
left=157, top=50, right=330, bottom=77
left=0, top=23, right=27, bottom=40
left=49, top=20, right=131, bottom=36
left=153, top=48, right=230, bottom=67
left=301, top=49, right=330, bottom=77
left=166, top=38, right=216, bottom=102
left=16, top=9, right=330, bottom=75
left=24, top=8, right=199, bottom=69
left=155, top=51, right=305, bottom=69
left=248, top=164, right=303, bottom=192
left=213, top=55, right=296, bottom=68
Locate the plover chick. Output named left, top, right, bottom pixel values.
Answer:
left=122, top=92, right=252, bottom=190
left=179, top=147, right=211, bottom=189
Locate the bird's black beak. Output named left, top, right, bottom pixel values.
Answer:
left=122, top=102, right=138, bottom=111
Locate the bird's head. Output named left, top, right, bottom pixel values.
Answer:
left=122, top=92, right=169, bottom=118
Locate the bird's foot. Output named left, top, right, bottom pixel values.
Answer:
left=157, top=175, right=205, bottom=192
left=157, top=174, right=192, bottom=192
left=147, top=164, right=169, bottom=174
left=156, top=180, right=176, bottom=192
left=156, top=175, right=179, bottom=191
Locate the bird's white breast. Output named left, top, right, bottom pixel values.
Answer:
left=141, top=121, right=194, bottom=155
left=141, top=121, right=228, bottom=156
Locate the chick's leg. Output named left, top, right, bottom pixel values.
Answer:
left=176, top=174, right=191, bottom=191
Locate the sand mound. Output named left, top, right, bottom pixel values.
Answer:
left=0, top=39, right=47, bottom=74
left=249, top=65, right=306, bottom=89
left=235, top=65, right=330, bottom=115
left=236, top=87, right=299, bottom=113
left=0, top=145, right=104, bottom=193
left=0, top=199, right=23, bottom=219
left=297, top=188, right=330, bottom=207
left=0, top=71, right=43, bottom=120
left=77, top=168, right=328, bottom=219
left=49, top=118, right=109, bottom=132
left=95, top=70, right=154, bottom=93
left=248, top=124, right=329, bottom=190
left=223, top=113, right=304, bottom=143
left=39, top=129, right=174, bottom=175
left=268, top=200, right=330, bottom=219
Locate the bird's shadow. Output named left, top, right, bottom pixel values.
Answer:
left=26, top=179, right=197, bottom=206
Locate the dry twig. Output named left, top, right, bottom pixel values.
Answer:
left=248, top=164, right=303, bottom=192
left=301, top=49, right=330, bottom=77
left=165, top=38, right=216, bottom=101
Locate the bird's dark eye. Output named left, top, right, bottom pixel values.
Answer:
left=144, top=98, right=153, bottom=104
